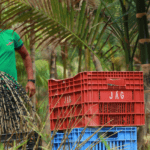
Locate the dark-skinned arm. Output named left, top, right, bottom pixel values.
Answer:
left=16, top=45, right=36, bottom=97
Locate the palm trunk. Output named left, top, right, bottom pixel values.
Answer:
left=109, top=41, right=115, bottom=71
left=78, top=47, right=82, bottom=73
left=61, top=42, right=68, bottom=78
left=67, top=52, right=71, bottom=77
left=135, top=0, right=150, bottom=149
left=50, top=46, right=56, bottom=79
left=42, top=45, right=57, bottom=148
left=68, top=67, right=71, bottom=78
left=136, top=0, right=150, bottom=64
left=91, top=52, right=103, bottom=71
left=30, top=19, right=36, bottom=118
left=119, top=0, right=132, bottom=70
left=85, top=48, right=90, bottom=71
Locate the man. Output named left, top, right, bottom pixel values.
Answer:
left=0, top=29, right=36, bottom=97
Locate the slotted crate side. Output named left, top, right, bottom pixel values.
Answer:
left=50, top=102, right=144, bottom=130
left=52, top=141, right=100, bottom=150
left=49, top=72, right=144, bottom=108
left=68, top=127, right=137, bottom=141
left=48, top=72, right=143, bottom=87
left=48, top=80, right=143, bottom=94
left=48, top=83, right=143, bottom=96
left=53, top=141, right=136, bottom=150
left=86, top=71, right=143, bottom=78
left=50, top=102, right=144, bottom=120
left=48, top=72, right=143, bottom=90
left=51, top=127, right=137, bottom=150
left=49, top=89, right=144, bottom=108
left=50, top=114, right=144, bottom=130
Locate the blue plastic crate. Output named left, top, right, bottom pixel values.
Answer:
left=51, top=127, right=137, bottom=150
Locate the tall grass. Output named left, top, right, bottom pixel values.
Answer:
left=0, top=73, right=121, bottom=150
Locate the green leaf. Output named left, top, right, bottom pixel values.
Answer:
left=87, top=3, right=102, bottom=44
left=99, top=135, right=111, bottom=150
left=0, top=143, right=4, bottom=150
left=77, top=1, right=86, bottom=35
left=58, top=0, right=65, bottom=25
left=13, top=140, right=28, bottom=150
left=51, top=0, right=59, bottom=20
left=1, top=0, right=108, bottom=66
left=70, top=6, right=75, bottom=31
left=91, top=17, right=103, bottom=45
left=95, top=21, right=109, bottom=50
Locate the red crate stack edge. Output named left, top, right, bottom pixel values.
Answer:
left=48, top=72, right=145, bottom=130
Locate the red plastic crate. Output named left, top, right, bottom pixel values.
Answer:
left=50, top=102, right=144, bottom=119
left=50, top=114, right=144, bottom=130
left=48, top=72, right=145, bottom=130
left=48, top=72, right=144, bottom=108
left=50, top=102, right=145, bottom=130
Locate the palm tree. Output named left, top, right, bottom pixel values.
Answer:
left=101, top=0, right=139, bottom=71
left=1, top=0, right=113, bottom=72
left=135, top=0, right=150, bottom=149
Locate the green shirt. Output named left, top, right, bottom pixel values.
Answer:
left=0, top=29, right=23, bottom=80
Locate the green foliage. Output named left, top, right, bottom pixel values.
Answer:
left=16, top=54, right=49, bottom=88
left=101, top=0, right=138, bottom=70
left=99, top=135, right=111, bottom=150
left=0, top=0, right=142, bottom=74
left=35, top=59, right=49, bottom=88
left=12, top=140, right=28, bottom=150
left=0, top=143, right=4, bottom=150
left=37, top=100, right=48, bottom=122
left=1, top=0, right=112, bottom=68
left=16, top=53, right=27, bottom=87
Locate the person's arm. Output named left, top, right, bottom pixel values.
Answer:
left=16, top=45, right=36, bottom=97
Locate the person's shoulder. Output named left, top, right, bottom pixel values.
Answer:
left=1, top=29, right=18, bottom=38
left=3, top=29, right=16, bottom=34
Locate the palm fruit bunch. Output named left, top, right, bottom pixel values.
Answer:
left=0, top=71, right=35, bottom=134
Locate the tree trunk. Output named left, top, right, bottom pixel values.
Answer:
left=136, top=0, right=150, bottom=64
left=68, top=67, right=71, bottom=78
left=42, top=45, right=57, bottom=147
left=85, top=48, right=90, bottom=71
left=29, top=20, right=36, bottom=118
left=50, top=45, right=57, bottom=79
left=135, top=0, right=150, bottom=149
left=119, top=0, right=132, bottom=70
left=61, top=42, right=68, bottom=78
left=78, top=47, right=82, bottom=73
left=91, top=52, right=103, bottom=71
left=140, top=64, right=150, bottom=150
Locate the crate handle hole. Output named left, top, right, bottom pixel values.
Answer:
left=98, top=132, right=118, bottom=138
left=57, top=131, right=64, bottom=133
left=110, top=78, right=120, bottom=80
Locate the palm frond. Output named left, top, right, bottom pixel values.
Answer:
left=1, top=0, right=108, bottom=60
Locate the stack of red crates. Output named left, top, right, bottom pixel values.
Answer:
left=48, top=72, right=145, bottom=131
